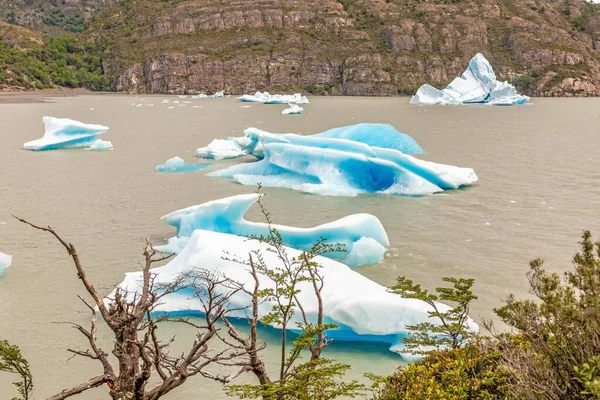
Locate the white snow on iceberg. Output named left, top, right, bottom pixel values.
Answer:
left=155, top=193, right=389, bottom=267
left=0, top=251, right=12, bottom=277
left=282, top=104, right=303, bottom=115
left=196, top=139, right=247, bottom=160
left=208, top=128, right=477, bottom=197
left=410, top=53, right=529, bottom=106
left=111, top=230, right=479, bottom=358
left=87, top=139, right=113, bottom=151
left=23, top=117, right=109, bottom=151
left=238, top=91, right=309, bottom=104
left=156, top=156, right=212, bottom=173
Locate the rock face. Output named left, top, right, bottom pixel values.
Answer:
left=88, top=0, right=600, bottom=96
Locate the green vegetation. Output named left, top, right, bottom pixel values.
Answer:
left=0, top=339, right=33, bottom=400
left=0, top=35, right=113, bottom=90
left=376, top=231, right=600, bottom=400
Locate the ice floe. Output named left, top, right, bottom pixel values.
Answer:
left=206, top=126, right=476, bottom=196
left=155, top=193, right=389, bottom=267
left=282, top=104, right=304, bottom=115
left=87, top=139, right=113, bottom=151
left=0, top=251, right=12, bottom=277
left=23, top=117, right=109, bottom=151
left=410, top=53, right=529, bottom=106
left=111, top=229, right=478, bottom=358
left=156, top=156, right=212, bottom=173
left=238, top=91, right=309, bottom=104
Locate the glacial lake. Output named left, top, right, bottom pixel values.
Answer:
left=1, top=95, right=599, bottom=398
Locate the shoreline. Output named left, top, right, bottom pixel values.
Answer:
left=0, top=88, right=111, bottom=104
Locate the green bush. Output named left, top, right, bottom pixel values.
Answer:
left=373, top=344, right=511, bottom=400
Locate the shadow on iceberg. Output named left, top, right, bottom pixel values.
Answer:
left=155, top=193, right=389, bottom=267
left=111, top=230, right=478, bottom=359
left=204, top=125, right=477, bottom=197
left=410, top=53, right=530, bottom=106
left=23, top=116, right=110, bottom=151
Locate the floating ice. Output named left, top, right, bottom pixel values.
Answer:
left=87, top=139, right=113, bottom=151
left=0, top=251, right=12, bottom=277
left=191, top=90, right=225, bottom=99
left=197, top=123, right=424, bottom=162
left=238, top=91, right=309, bottom=104
left=196, top=139, right=246, bottom=160
left=23, top=117, right=109, bottom=151
left=156, top=157, right=212, bottom=173
left=282, top=104, right=303, bottom=115
left=156, top=193, right=389, bottom=267
left=208, top=128, right=477, bottom=196
left=112, top=230, right=478, bottom=358
left=410, top=53, right=529, bottom=106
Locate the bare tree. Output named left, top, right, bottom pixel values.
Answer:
left=14, top=216, right=248, bottom=400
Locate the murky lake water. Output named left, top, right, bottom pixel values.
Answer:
left=0, top=95, right=599, bottom=398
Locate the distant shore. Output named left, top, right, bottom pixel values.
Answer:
left=0, top=88, right=108, bottom=104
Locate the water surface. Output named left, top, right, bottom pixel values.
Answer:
left=1, top=95, right=599, bottom=398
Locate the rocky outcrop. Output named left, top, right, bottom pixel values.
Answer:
left=92, top=0, right=600, bottom=96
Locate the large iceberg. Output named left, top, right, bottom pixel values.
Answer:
left=282, top=104, right=303, bottom=115
left=208, top=128, right=477, bottom=197
left=0, top=251, right=12, bottom=277
left=155, top=193, right=389, bottom=267
left=112, top=230, right=478, bottom=358
left=410, top=53, right=529, bottom=106
left=197, top=123, right=424, bottom=161
left=238, top=91, right=309, bottom=104
left=156, top=156, right=212, bottom=173
left=24, top=117, right=109, bottom=151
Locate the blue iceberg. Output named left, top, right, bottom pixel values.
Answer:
left=111, top=230, right=478, bottom=358
left=410, top=53, right=529, bottom=106
left=196, top=123, right=424, bottom=162
left=155, top=193, right=389, bottom=267
left=207, top=127, right=477, bottom=197
left=23, top=117, right=109, bottom=151
left=0, top=251, right=12, bottom=277
left=156, top=156, right=212, bottom=173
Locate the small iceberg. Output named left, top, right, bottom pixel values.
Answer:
left=87, top=139, right=113, bottom=151
left=410, top=53, right=529, bottom=106
left=155, top=193, right=389, bottom=267
left=238, top=91, right=309, bottom=104
left=206, top=126, right=476, bottom=197
left=111, top=230, right=478, bottom=358
left=282, top=104, right=303, bottom=115
left=196, top=139, right=247, bottom=160
left=156, top=157, right=212, bottom=173
left=191, top=90, right=225, bottom=99
left=24, top=117, right=109, bottom=151
left=0, top=251, right=12, bottom=277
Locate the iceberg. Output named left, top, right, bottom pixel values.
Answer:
left=112, top=230, right=479, bottom=358
left=208, top=128, right=477, bottom=197
left=410, top=53, right=529, bottom=106
left=23, top=117, right=109, bottom=151
left=87, top=139, right=113, bottom=151
left=0, top=251, right=12, bottom=277
left=156, top=156, right=212, bottom=173
left=196, top=139, right=247, bottom=160
left=238, top=91, right=309, bottom=104
left=196, top=123, right=424, bottom=162
left=282, top=104, right=304, bottom=115
left=191, top=90, right=224, bottom=99
left=156, top=193, right=389, bottom=267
